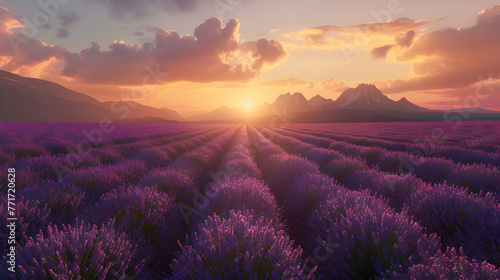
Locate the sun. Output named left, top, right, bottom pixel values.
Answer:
left=244, top=101, right=253, bottom=109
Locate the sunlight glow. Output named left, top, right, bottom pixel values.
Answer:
left=244, top=101, right=253, bottom=109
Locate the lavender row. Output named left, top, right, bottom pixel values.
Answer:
left=0, top=122, right=217, bottom=148
left=75, top=126, right=239, bottom=277
left=261, top=125, right=500, bottom=197
left=0, top=122, right=221, bottom=162
left=1, top=125, right=228, bottom=191
left=253, top=125, right=500, bottom=268
left=265, top=124, right=500, bottom=167
left=246, top=126, right=443, bottom=278
left=287, top=122, right=500, bottom=152
left=170, top=127, right=309, bottom=279
left=138, top=125, right=239, bottom=205
left=3, top=126, right=239, bottom=279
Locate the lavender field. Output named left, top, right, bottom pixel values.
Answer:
left=1, top=121, right=500, bottom=279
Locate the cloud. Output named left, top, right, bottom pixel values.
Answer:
left=370, top=44, right=394, bottom=59
left=94, top=0, right=202, bottom=21
left=395, top=30, right=416, bottom=47
left=133, top=31, right=145, bottom=37
left=58, top=11, right=81, bottom=27
left=383, top=4, right=500, bottom=94
left=0, top=10, right=287, bottom=85
left=320, top=77, right=350, bottom=93
left=56, top=28, right=70, bottom=38
left=251, top=39, right=288, bottom=70
left=285, top=18, right=439, bottom=49
left=0, top=7, right=69, bottom=74
left=63, top=18, right=287, bottom=85
left=370, top=30, right=415, bottom=59
left=261, top=78, right=314, bottom=89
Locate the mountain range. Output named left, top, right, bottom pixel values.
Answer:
left=1, top=70, right=499, bottom=123
left=0, top=70, right=184, bottom=122
left=188, top=83, right=499, bottom=123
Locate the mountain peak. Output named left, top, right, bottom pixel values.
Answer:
left=309, top=94, right=336, bottom=107
left=270, top=91, right=312, bottom=113
left=336, top=83, right=389, bottom=107
left=356, top=83, right=378, bottom=89
left=310, top=94, right=326, bottom=100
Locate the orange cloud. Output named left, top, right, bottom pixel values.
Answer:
left=64, top=18, right=287, bottom=85
left=383, top=4, right=500, bottom=94
left=0, top=12, right=287, bottom=85
left=370, top=30, right=415, bottom=59
left=0, top=7, right=69, bottom=75
left=285, top=18, right=439, bottom=49
left=319, top=77, right=350, bottom=94
left=260, top=78, right=313, bottom=89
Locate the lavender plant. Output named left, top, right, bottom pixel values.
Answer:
left=170, top=210, right=310, bottom=279
left=305, top=189, right=440, bottom=279
left=405, top=183, right=500, bottom=265
left=17, top=220, right=142, bottom=279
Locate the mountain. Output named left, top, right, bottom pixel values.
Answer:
left=161, top=108, right=185, bottom=121
left=0, top=70, right=184, bottom=123
left=189, top=92, right=316, bottom=122
left=0, top=82, right=115, bottom=122
left=189, top=83, right=500, bottom=123
left=335, top=83, right=428, bottom=112
left=272, top=92, right=313, bottom=113
left=100, top=101, right=184, bottom=122
left=188, top=106, right=239, bottom=122
left=308, top=94, right=336, bottom=107
left=395, top=97, right=430, bottom=112
left=336, top=83, right=392, bottom=107
left=0, top=70, right=101, bottom=105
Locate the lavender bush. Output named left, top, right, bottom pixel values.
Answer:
left=139, top=167, right=196, bottom=203
left=82, top=186, right=184, bottom=274
left=21, top=180, right=86, bottom=225
left=17, top=220, right=142, bottom=279
left=195, top=176, right=281, bottom=226
left=387, top=247, right=500, bottom=279
left=304, top=189, right=440, bottom=279
left=323, top=156, right=368, bottom=183
left=170, top=210, right=310, bottom=279
left=268, top=154, right=321, bottom=199
left=344, top=170, right=424, bottom=212
left=406, top=183, right=500, bottom=265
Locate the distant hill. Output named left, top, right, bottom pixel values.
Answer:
left=101, top=101, right=184, bottom=122
left=189, top=83, right=500, bottom=123
left=0, top=70, right=101, bottom=105
left=0, top=70, right=184, bottom=123
left=1, top=70, right=498, bottom=123
left=115, top=116, right=178, bottom=123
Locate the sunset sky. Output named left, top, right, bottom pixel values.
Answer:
left=1, top=0, right=500, bottom=115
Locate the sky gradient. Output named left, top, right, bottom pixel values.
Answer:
left=1, top=0, right=500, bottom=115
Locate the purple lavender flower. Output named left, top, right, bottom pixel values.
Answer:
left=170, top=210, right=311, bottom=279
left=21, top=180, right=86, bottom=225
left=139, top=167, right=195, bottom=203
left=447, top=163, right=500, bottom=196
left=388, top=247, right=500, bottom=279
left=305, top=189, right=440, bottom=279
left=195, top=176, right=281, bottom=227
left=344, top=170, right=424, bottom=212
left=83, top=186, right=184, bottom=274
left=268, top=154, right=321, bottom=199
left=17, top=220, right=142, bottom=280
left=323, top=156, right=368, bottom=183
left=406, top=183, right=500, bottom=265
